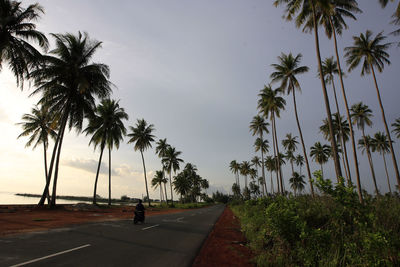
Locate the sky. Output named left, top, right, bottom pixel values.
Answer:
left=1, top=0, right=400, bottom=201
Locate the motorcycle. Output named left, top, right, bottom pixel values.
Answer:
left=133, top=210, right=145, bottom=224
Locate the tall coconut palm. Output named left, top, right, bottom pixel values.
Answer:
left=358, top=136, right=379, bottom=194
left=265, top=156, right=276, bottom=194
left=251, top=156, right=263, bottom=194
left=297, top=0, right=363, bottom=197
left=321, top=56, right=352, bottom=182
left=254, top=137, right=269, bottom=194
left=310, top=142, right=331, bottom=178
left=345, top=30, right=400, bottom=189
left=31, top=32, right=112, bottom=207
left=282, top=133, right=299, bottom=175
left=274, top=0, right=343, bottom=181
left=127, top=119, right=155, bottom=207
left=249, top=115, right=269, bottom=194
left=156, top=138, right=169, bottom=203
left=84, top=99, right=127, bottom=205
left=372, top=132, right=392, bottom=193
left=295, top=154, right=305, bottom=175
left=152, top=170, right=166, bottom=203
left=320, top=113, right=350, bottom=182
left=17, top=105, right=56, bottom=204
left=379, top=0, right=400, bottom=38
left=162, top=146, right=183, bottom=205
left=258, top=85, right=286, bottom=194
left=289, top=172, right=306, bottom=196
left=351, top=102, right=378, bottom=194
left=392, top=118, right=400, bottom=139
left=271, top=52, right=315, bottom=196
left=0, top=0, right=48, bottom=87
left=240, top=161, right=251, bottom=189
left=229, top=160, right=240, bottom=190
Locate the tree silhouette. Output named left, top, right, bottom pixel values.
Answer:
left=127, top=119, right=155, bottom=207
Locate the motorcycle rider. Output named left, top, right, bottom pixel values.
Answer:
left=134, top=199, right=145, bottom=224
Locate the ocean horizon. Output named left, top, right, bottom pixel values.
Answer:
left=0, top=191, right=90, bottom=205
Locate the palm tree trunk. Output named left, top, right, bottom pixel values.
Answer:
left=292, top=87, right=315, bottom=196
left=330, top=75, right=351, bottom=183
left=311, top=2, right=343, bottom=181
left=38, top=106, right=69, bottom=206
left=50, top=114, right=68, bottom=207
left=108, top=147, right=112, bottom=206
left=93, top=144, right=105, bottom=205
left=382, top=153, right=392, bottom=194
left=140, top=150, right=151, bottom=207
left=329, top=17, right=362, bottom=202
left=272, top=113, right=283, bottom=194
left=321, top=164, right=324, bottom=179
left=271, top=116, right=280, bottom=193
left=270, top=171, right=274, bottom=194
left=371, top=64, right=400, bottom=189
left=260, top=133, right=267, bottom=195
left=43, top=142, right=50, bottom=204
left=169, top=170, right=174, bottom=205
left=160, top=183, right=163, bottom=203
left=163, top=180, right=168, bottom=204
left=362, top=129, right=379, bottom=194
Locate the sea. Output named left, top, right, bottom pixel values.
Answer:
left=0, top=191, right=89, bottom=205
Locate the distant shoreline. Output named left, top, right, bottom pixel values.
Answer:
left=15, top=193, right=140, bottom=204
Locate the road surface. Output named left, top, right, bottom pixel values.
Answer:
left=0, top=204, right=225, bottom=267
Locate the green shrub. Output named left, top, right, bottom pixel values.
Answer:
left=231, top=172, right=400, bottom=266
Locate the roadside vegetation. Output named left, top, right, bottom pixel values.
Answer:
left=231, top=172, right=400, bottom=266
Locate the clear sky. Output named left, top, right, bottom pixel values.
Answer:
left=1, top=0, right=399, bottom=201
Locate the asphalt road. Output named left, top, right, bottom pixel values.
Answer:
left=0, top=204, right=225, bottom=267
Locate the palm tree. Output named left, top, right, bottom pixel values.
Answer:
left=258, top=85, right=286, bottom=194
left=281, top=133, right=299, bottom=175
left=392, top=118, right=400, bottom=139
left=289, top=172, right=306, bottom=196
left=271, top=52, right=315, bottom=196
left=298, top=0, right=363, bottom=198
left=351, top=102, right=378, bottom=194
left=321, top=56, right=352, bottom=182
left=254, top=137, right=269, bottom=193
left=0, top=0, right=48, bottom=87
left=358, top=136, right=379, bottom=194
left=274, top=0, right=343, bottom=181
left=251, top=156, right=263, bottom=194
left=379, top=0, right=400, bottom=38
left=84, top=99, right=127, bottom=205
left=310, top=142, right=331, bottom=178
left=156, top=138, right=170, bottom=203
left=162, top=146, right=183, bottom=205
left=345, top=30, right=400, bottom=190
left=250, top=115, right=269, bottom=194
left=31, top=32, right=112, bottom=207
left=295, top=154, right=305, bottom=175
left=276, top=153, right=287, bottom=191
left=17, top=105, right=56, bottom=204
left=240, top=161, right=251, bottom=189
left=372, top=132, right=392, bottom=193
left=265, top=156, right=276, bottom=194
left=173, top=171, right=191, bottom=202
left=320, top=113, right=351, bottom=182
left=229, top=160, right=240, bottom=190
left=127, top=119, right=155, bottom=207
left=152, top=170, right=166, bottom=203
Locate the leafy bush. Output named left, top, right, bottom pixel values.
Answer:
left=231, top=172, right=400, bottom=266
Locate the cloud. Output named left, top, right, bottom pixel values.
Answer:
left=63, top=158, right=154, bottom=178
left=0, top=107, right=10, bottom=123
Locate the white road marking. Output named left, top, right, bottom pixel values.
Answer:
left=9, top=244, right=91, bottom=267
left=142, top=224, right=160, bottom=230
